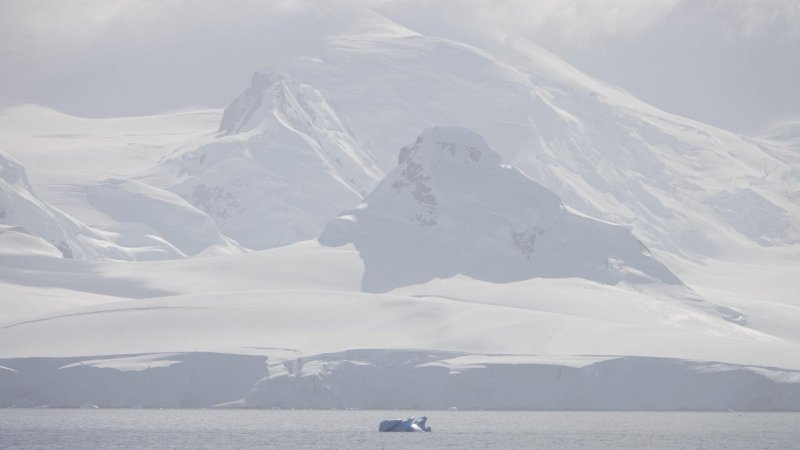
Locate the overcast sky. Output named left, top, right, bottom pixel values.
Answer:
left=1, top=0, right=798, bottom=133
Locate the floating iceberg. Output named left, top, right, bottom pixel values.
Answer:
left=379, top=416, right=431, bottom=432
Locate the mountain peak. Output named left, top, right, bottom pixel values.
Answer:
left=217, top=71, right=296, bottom=135
left=161, top=73, right=383, bottom=250
left=320, top=128, right=681, bottom=292
left=250, top=71, right=283, bottom=90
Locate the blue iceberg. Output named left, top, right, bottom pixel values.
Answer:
left=379, top=416, right=432, bottom=432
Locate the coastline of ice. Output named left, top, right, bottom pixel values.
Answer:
left=2, top=350, right=799, bottom=411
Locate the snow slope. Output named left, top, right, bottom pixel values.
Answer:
left=83, top=178, right=240, bottom=257
left=277, top=13, right=799, bottom=258
left=0, top=106, right=240, bottom=259
left=0, top=150, right=117, bottom=259
left=0, top=150, right=238, bottom=261
left=151, top=72, right=383, bottom=250
left=0, top=105, right=220, bottom=187
left=0, top=245, right=798, bottom=410
left=321, top=127, right=680, bottom=291
left=0, top=241, right=792, bottom=367
left=759, top=119, right=800, bottom=147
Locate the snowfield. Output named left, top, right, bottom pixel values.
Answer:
left=0, top=11, right=799, bottom=410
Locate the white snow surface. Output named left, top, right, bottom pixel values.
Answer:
left=0, top=10, right=799, bottom=410
left=58, top=353, right=182, bottom=372
left=83, top=178, right=241, bottom=257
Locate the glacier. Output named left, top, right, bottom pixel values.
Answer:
left=2, top=351, right=799, bottom=411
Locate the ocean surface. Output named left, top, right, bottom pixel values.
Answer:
left=1, top=409, right=798, bottom=449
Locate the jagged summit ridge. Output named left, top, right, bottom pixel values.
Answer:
left=321, top=127, right=681, bottom=291
left=217, top=71, right=382, bottom=185
left=397, top=127, right=502, bottom=169
left=217, top=72, right=279, bottom=135
left=158, top=72, right=383, bottom=250
left=218, top=72, right=333, bottom=138
left=380, top=127, right=559, bottom=228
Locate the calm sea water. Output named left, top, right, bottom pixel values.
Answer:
left=1, top=409, right=798, bottom=449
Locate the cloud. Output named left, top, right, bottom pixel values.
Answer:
left=0, top=0, right=305, bottom=56
left=707, top=0, right=800, bottom=37
left=399, top=0, right=681, bottom=44
left=0, top=0, right=797, bottom=131
left=2, top=0, right=796, bottom=58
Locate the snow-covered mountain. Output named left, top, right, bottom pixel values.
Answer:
left=279, top=13, right=799, bottom=257
left=321, top=127, right=680, bottom=291
left=155, top=72, right=383, bottom=250
left=11, top=12, right=792, bottom=260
